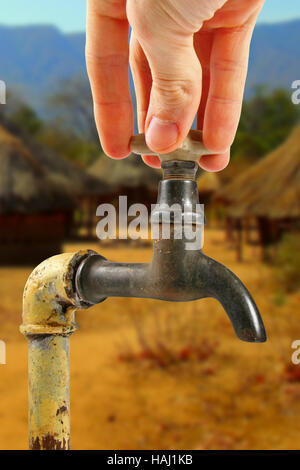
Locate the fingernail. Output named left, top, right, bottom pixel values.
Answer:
left=146, top=117, right=178, bottom=151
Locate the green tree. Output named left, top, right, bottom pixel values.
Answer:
left=39, top=127, right=101, bottom=167
left=9, top=105, right=43, bottom=136
left=47, top=76, right=99, bottom=143
left=44, top=76, right=103, bottom=166
left=232, top=87, right=300, bottom=162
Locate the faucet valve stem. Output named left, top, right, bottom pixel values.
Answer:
left=161, top=161, right=198, bottom=181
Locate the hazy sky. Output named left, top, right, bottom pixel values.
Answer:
left=0, top=0, right=299, bottom=32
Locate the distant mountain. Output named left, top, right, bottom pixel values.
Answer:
left=247, top=20, right=300, bottom=92
left=0, top=25, right=86, bottom=110
left=0, top=20, right=299, bottom=113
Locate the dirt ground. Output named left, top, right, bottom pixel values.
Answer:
left=0, top=229, right=300, bottom=450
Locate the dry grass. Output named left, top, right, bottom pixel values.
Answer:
left=0, top=230, right=300, bottom=449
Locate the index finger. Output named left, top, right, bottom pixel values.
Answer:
left=86, top=0, right=133, bottom=158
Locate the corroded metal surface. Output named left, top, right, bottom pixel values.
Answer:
left=28, top=335, right=70, bottom=450
left=21, top=250, right=95, bottom=337
left=21, top=250, right=94, bottom=450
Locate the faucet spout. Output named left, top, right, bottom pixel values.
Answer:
left=75, top=249, right=266, bottom=343
left=195, top=253, right=266, bottom=342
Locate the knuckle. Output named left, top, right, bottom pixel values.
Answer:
left=86, top=51, right=128, bottom=73
left=86, top=51, right=127, bottom=65
left=209, top=94, right=241, bottom=107
left=212, top=58, right=247, bottom=75
left=92, top=0, right=127, bottom=19
left=153, top=77, right=195, bottom=107
left=129, top=43, right=148, bottom=71
left=127, top=0, right=169, bottom=40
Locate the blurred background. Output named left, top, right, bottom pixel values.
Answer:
left=1, top=0, right=300, bottom=450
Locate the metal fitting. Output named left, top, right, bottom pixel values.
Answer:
left=21, top=250, right=96, bottom=450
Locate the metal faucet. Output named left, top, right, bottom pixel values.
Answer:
left=21, top=130, right=266, bottom=450
left=76, top=131, right=266, bottom=343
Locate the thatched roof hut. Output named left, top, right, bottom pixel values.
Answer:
left=88, top=153, right=160, bottom=205
left=22, top=134, right=109, bottom=198
left=0, top=126, right=73, bottom=214
left=197, top=171, right=220, bottom=203
left=215, top=124, right=300, bottom=219
left=214, top=124, right=300, bottom=256
left=0, top=126, right=76, bottom=264
left=89, top=154, right=221, bottom=204
left=23, top=136, right=111, bottom=241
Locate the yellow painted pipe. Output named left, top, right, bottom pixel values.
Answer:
left=28, top=335, right=71, bottom=450
left=20, top=250, right=94, bottom=450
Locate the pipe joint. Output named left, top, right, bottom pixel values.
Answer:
left=20, top=250, right=96, bottom=337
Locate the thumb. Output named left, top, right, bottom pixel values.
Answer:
left=146, top=45, right=202, bottom=153
left=128, top=5, right=202, bottom=153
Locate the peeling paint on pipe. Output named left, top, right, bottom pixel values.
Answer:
left=28, top=335, right=70, bottom=450
left=21, top=251, right=94, bottom=450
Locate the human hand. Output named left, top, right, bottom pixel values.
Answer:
left=86, top=0, right=265, bottom=170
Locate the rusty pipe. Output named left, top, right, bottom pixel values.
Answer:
left=20, top=251, right=93, bottom=450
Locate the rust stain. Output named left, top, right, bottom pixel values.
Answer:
left=31, top=434, right=70, bottom=450
left=56, top=405, right=67, bottom=416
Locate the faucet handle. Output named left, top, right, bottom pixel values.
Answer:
left=130, top=130, right=212, bottom=163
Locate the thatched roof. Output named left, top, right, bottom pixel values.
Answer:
left=215, top=124, right=300, bottom=219
left=88, top=153, right=161, bottom=192
left=89, top=154, right=222, bottom=198
left=21, top=135, right=108, bottom=197
left=197, top=171, right=220, bottom=194
left=0, top=126, right=75, bottom=214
